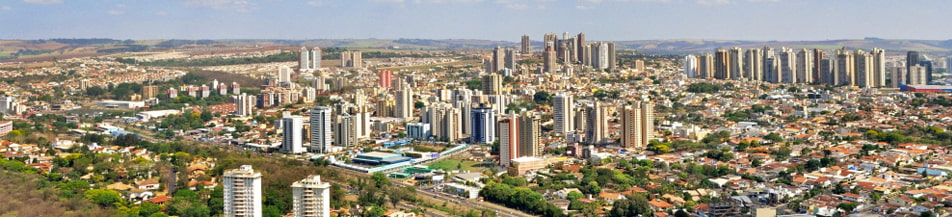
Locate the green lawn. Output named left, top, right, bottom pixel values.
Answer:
left=427, top=160, right=482, bottom=171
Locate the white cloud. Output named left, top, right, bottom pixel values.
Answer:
left=107, top=10, right=125, bottom=15
left=1, top=6, right=11, bottom=11
left=22, top=0, right=62, bottom=4
left=495, top=0, right=529, bottom=9
left=697, top=0, right=730, bottom=5
left=154, top=11, right=168, bottom=16
left=184, top=0, right=255, bottom=12
left=575, top=5, right=594, bottom=9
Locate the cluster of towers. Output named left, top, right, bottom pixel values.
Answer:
left=685, top=47, right=893, bottom=88
left=223, top=165, right=331, bottom=217
left=299, top=47, right=322, bottom=72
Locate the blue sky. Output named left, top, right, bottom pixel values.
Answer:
left=1, top=0, right=950, bottom=41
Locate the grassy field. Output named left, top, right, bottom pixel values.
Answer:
left=427, top=159, right=484, bottom=171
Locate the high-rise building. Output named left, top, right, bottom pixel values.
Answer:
left=291, top=175, right=331, bottom=217
left=764, top=56, right=780, bottom=83
left=340, top=51, right=362, bottom=68
left=698, top=53, right=714, bottom=78
left=406, top=123, right=431, bottom=140
left=376, top=95, right=395, bottom=117
left=235, top=93, right=255, bottom=117
left=498, top=115, right=518, bottom=167
left=714, top=49, right=730, bottom=79
left=543, top=45, right=556, bottom=73
left=224, top=165, right=263, bottom=217
left=518, top=112, right=540, bottom=157
left=427, top=103, right=460, bottom=142
left=353, top=106, right=371, bottom=139
left=311, top=47, right=322, bottom=69
left=620, top=101, right=654, bottom=150
left=639, top=102, right=654, bottom=147
left=576, top=33, right=586, bottom=60
left=633, top=59, right=645, bottom=73
left=520, top=34, right=531, bottom=54
left=282, top=112, right=305, bottom=154
left=581, top=43, right=592, bottom=66
left=743, top=48, right=763, bottom=81
left=378, top=70, right=393, bottom=88
left=891, top=66, right=906, bottom=87
left=819, top=58, right=834, bottom=86
left=684, top=55, right=698, bottom=78
left=907, top=51, right=921, bottom=78
left=334, top=113, right=357, bottom=148
left=835, top=48, right=855, bottom=86
left=395, top=87, right=413, bottom=120
left=795, top=48, right=813, bottom=83
left=299, top=47, right=310, bottom=71
left=779, top=48, right=796, bottom=83
left=607, top=42, right=616, bottom=71
left=728, top=47, right=743, bottom=80
left=813, top=49, right=825, bottom=84
left=920, top=60, right=934, bottom=84
left=543, top=33, right=558, bottom=49
left=278, top=66, right=293, bottom=84
left=309, top=106, right=332, bottom=153
left=492, top=46, right=506, bottom=73
left=585, top=101, right=608, bottom=145
left=504, top=48, right=516, bottom=70
left=80, top=79, right=89, bottom=90
left=553, top=92, right=574, bottom=134
left=142, top=85, right=159, bottom=99
left=909, top=65, right=928, bottom=85
left=871, top=48, right=886, bottom=87
left=481, top=74, right=502, bottom=95
left=854, top=50, right=874, bottom=88
left=470, top=103, right=495, bottom=144
left=592, top=42, right=611, bottom=70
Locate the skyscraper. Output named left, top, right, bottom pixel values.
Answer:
left=743, top=48, right=763, bottom=81
left=620, top=104, right=642, bottom=150
left=224, top=165, right=263, bottom=217
left=518, top=112, right=540, bottom=157
left=282, top=112, right=305, bottom=154
left=278, top=66, right=293, bottom=84
left=504, top=48, right=516, bottom=70
left=684, top=55, right=698, bottom=78
left=334, top=113, right=357, bottom=148
left=311, top=47, right=322, bottom=69
left=235, top=93, right=255, bottom=117
left=714, top=49, right=730, bottom=79
left=470, top=103, right=495, bottom=144
left=427, top=103, right=461, bottom=142
left=340, top=51, right=362, bottom=68
left=592, top=42, right=610, bottom=70
left=871, top=48, right=886, bottom=87
left=543, top=33, right=558, bottom=50
left=481, top=73, right=502, bottom=95
left=520, top=34, right=531, bottom=54
left=543, top=45, right=556, bottom=73
left=299, top=47, right=310, bottom=71
left=639, top=101, right=654, bottom=147
left=779, top=48, right=796, bottom=83
left=378, top=70, right=393, bottom=88
left=309, top=106, right=332, bottom=153
left=553, top=92, right=574, bottom=134
left=498, top=116, right=518, bottom=167
left=698, top=53, right=714, bottom=78
left=291, top=175, right=331, bottom=217
left=607, top=42, right=616, bottom=71
left=907, top=51, right=921, bottom=77
left=492, top=46, right=506, bottom=73
left=909, top=65, right=928, bottom=85
left=854, top=50, right=874, bottom=88
left=729, top=47, right=743, bottom=80
left=795, top=48, right=813, bottom=83
left=835, top=48, right=855, bottom=86
left=395, top=86, right=413, bottom=120
left=585, top=101, right=608, bottom=145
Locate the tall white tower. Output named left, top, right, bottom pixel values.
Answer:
left=292, top=175, right=331, bottom=217
left=309, top=106, right=332, bottom=153
left=553, top=92, right=574, bottom=134
left=224, top=165, right=263, bottom=217
left=282, top=112, right=305, bottom=154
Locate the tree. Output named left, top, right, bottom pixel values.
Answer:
left=84, top=189, right=123, bottom=207
left=86, top=86, right=107, bottom=98
left=414, top=101, right=426, bottom=109
left=534, top=91, right=552, bottom=104
left=139, top=202, right=162, bottom=216
left=675, top=209, right=690, bottom=217
left=764, top=133, right=783, bottom=142
left=609, top=194, right=651, bottom=217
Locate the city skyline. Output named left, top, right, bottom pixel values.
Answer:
left=3, top=0, right=952, bottom=41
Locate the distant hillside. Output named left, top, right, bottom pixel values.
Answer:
left=616, top=38, right=952, bottom=55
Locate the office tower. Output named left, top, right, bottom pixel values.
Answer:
left=498, top=116, right=518, bottom=167
left=291, top=175, right=331, bottom=217
left=633, top=59, right=645, bottom=73
left=557, top=39, right=569, bottom=62
left=427, top=103, right=460, bottom=142
left=743, top=48, right=763, bottom=81
left=576, top=33, right=586, bottom=59
left=920, top=60, right=934, bottom=84
left=592, top=42, right=611, bottom=70
left=456, top=99, right=473, bottom=136
left=481, top=74, right=502, bottom=95
left=698, top=53, right=714, bottom=78
left=334, top=113, right=357, bottom=148
left=796, top=49, right=814, bottom=83
left=282, top=112, right=305, bottom=154
left=714, top=49, right=730, bottom=79
left=521, top=34, right=531, bottom=54
left=543, top=45, right=556, bottom=73
left=235, top=93, right=255, bottom=117
left=299, top=47, right=311, bottom=71
left=871, top=48, right=886, bottom=87
left=608, top=42, right=617, bottom=71
left=779, top=48, right=796, bottom=83
left=909, top=65, right=928, bottom=85
left=142, top=85, right=159, bottom=99
left=585, top=101, right=608, bottom=145
left=340, top=51, right=362, bottom=68
left=684, top=55, right=698, bottom=78
left=309, top=106, right=332, bottom=153
left=813, top=49, right=825, bottom=84
left=819, top=58, right=834, bottom=86
left=224, top=165, right=263, bottom=217
left=492, top=47, right=506, bottom=73
left=835, top=48, right=855, bottom=86
left=553, top=92, right=574, bottom=134
left=406, top=123, right=431, bottom=140
left=378, top=70, right=393, bottom=88
left=729, top=47, right=743, bottom=80
left=504, top=48, right=516, bottom=70
left=278, top=66, right=293, bottom=84
left=311, top=47, right=322, bottom=69
left=395, top=86, right=413, bottom=119
left=907, top=51, right=920, bottom=77
left=854, top=50, right=874, bottom=88
left=518, top=112, right=541, bottom=157
left=470, top=103, right=495, bottom=144
left=566, top=37, right=578, bottom=63
left=892, top=66, right=907, bottom=87
left=543, top=33, right=558, bottom=49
